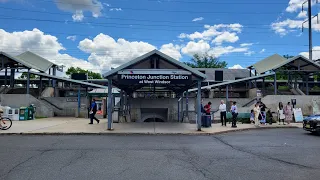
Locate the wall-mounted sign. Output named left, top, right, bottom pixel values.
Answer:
left=66, top=98, right=78, bottom=102
left=117, top=74, right=192, bottom=85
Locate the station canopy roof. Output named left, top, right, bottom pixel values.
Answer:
left=1, top=51, right=61, bottom=73
left=271, top=55, right=320, bottom=73
left=247, top=54, right=287, bottom=74
left=16, top=51, right=61, bottom=72
left=103, top=49, right=206, bottom=93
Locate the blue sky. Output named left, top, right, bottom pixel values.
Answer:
left=0, top=0, right=319, bottom=73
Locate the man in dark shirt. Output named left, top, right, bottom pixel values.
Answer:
left=89, top=99, right=100, bottom=124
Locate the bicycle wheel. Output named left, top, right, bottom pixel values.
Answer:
left=0, top=117, right=12, bottom=130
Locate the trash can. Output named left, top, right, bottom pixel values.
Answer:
left=202, top=114, right=212, bottom=128
left=28, top=105, right=35, bottom=120
left=19, top=107, right=28, bottom=121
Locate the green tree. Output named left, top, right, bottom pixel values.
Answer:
left=184, top=53, right=227, bottom=68
left=66, top=67, right=102, bottom=79
left=18, top=72, right=38, bottom=79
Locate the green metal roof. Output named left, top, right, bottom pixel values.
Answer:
left=188, top=72, right=275, bottom=92
left=271, top=55, right=320, bottom=72
left=0, top=51, right=34, bottom=69
left=29, top=71, right=108, bottom=89
left=103, top=49, right=206, bottom=79
left=248, top=54, right=287, bottom=74
left=16, top=51, right=58, bottom=72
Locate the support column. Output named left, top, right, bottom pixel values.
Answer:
left=107, top=78, right=113, bottom=130
left=197, top=80, right=202, bottom=131
left=78, top=86, right=81, bottom=117
left=181, top=93, right=184, bottom=122
left=27, top=69, right=30, bottom=94
left=274, top=73, right=277, bottom=95
left=186, top=90, right=189, bottom=120
left=10, top=69, right=15, bottom=88
left=177, top=96, right=180, bottom=122
left=39, top=76, right=43, bottom=97
left=254, top=70, right=257, bottom=88
left=306, top=74, right=309, bottom=95
left=226, top=85, right=229, bottom=105
left=262, top=77, right=265, bottom=95
left=4, top=68, right=7, bottom=86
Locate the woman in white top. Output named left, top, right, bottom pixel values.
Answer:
left=277, top=102, right=285, bottom=125
left=253, top=103, right=260, bottom=126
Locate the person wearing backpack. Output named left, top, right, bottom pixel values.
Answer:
left=89, top=99, right=100, bottom=124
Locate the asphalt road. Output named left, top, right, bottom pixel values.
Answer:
left=0, top=129, right=319, bottom=180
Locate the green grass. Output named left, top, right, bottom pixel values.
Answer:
left=35, top=116, right=47, bottom=119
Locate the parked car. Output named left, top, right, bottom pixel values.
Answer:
left=303, top=114, right=320, bottom=134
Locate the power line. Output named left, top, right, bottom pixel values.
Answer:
left=0, top=16, right=292, bottom=32
left=0, top=6, right=277, bottom=25
left=39, top=0, right=292, bottom=7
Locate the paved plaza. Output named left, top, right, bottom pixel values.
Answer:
left=0, top=118, right=302, bottom=135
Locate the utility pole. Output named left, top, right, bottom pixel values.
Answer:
left=302, top=0, right=319, bottom=61
left=308, top=0, right=312, bottom=61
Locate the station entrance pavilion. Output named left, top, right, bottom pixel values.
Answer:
left=103, top=50, right=206, bottom=131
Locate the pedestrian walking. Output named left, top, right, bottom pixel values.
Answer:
left=219, top=100, right=227, bottom=126
left=253, top=103, right=260, bottom=126
left=278, top=102, right=285, bottom=125
left=284, top=102, right=293, bottom=124
left=89, top=99, right=100, bottom=124
left=230, top=102, right=238, bottom=128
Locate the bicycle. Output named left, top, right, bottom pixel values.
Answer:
left=0, top=115, right=12, bottom=130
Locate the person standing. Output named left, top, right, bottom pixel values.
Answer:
left=278, top=102, right=285, bottom=125
left=89, top=99, right=100, bottom=124
left=202, top=102, right=212, bottom=127
left=219, top=100, right=227, bottom=126
left=284, top=102, right=293, bottom=124
left=259, top=101, right=267, bottom=125
left=230, top=102, right=238, bottom=128
left=253, top=103, right=260, bottom=126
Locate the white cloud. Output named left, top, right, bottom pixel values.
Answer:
left=181, top=40, right=210, bottom=56
left=260, top=49, right=266, bottom=53
left=240, top=43, right=253, bottom=47
left=0, top=28, right=101, bottom=74
left=110, top=8, right=122, bottom=11
left=159, top=43, right=182, bottom=60
left=178, top=23, right=243, bottom=41
left=67, top=35, right=77, bottom=41
left=300, top=46, right=320, bottom=60
left=297, top=11, right=307, bottom=18
left=286, top=0, right=306, bottom=12
left=207, top=46, right=248, bottom=58
left=78, top=33, right=157, bottom=70
left=72, top=10, right=84, bottom=21
left=192, top=17, right=204, bottom=22
left=229, top=64, right=245, bottom=69
left=212, top=32, right=239, bottom=45
left=54, top=0, right=103, bottom=21
left=286, top=0, right=317, bottom=13
left=271, top=18, right=320, bottom=36
left=244, top=51, right=255, bottom=56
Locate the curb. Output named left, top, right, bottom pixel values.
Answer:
left=0, top=126, right=300, bottom=136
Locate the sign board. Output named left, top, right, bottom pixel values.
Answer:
left=66, top=98, right=78, bottom=102
left=71, top=73, right=87, bottom=80
left=117, top=74, right=192, bottom=85
left=293, top=108, right=303, bottom=122
left=256, top=89, right=262, bottom=98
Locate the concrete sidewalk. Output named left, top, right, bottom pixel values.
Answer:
left=0, top=117, right=302, bottom=135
